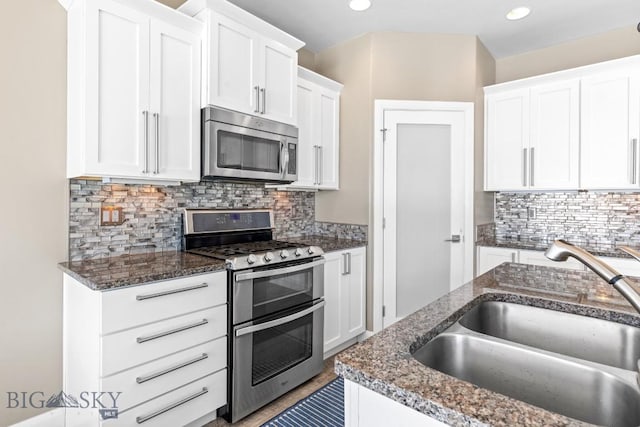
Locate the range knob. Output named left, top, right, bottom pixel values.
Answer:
left=280, top=250, right=290, bottom=259
left=246, top=254, right=257, bottom=265
left=263, top=252, right=274, bottom=262
left=308, top=247, right=315, bottom=255
left=294, top=248, right=303, bottom=257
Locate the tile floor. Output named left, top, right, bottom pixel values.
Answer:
left=206, top=356, right=338, bottom=427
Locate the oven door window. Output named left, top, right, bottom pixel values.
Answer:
left=217, top=130, right=281, bottom=173
left=252, top=266, right=314, bottom=318
left=252, top=309, right=313, bottom=385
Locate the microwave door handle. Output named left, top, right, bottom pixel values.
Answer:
left=235, top=300, right=325, bottom=337
left=279, top=142, right=285, bottom=175
left=235, top=259, right=325, bottom=282
left=282, top=143, right=290, bottom=178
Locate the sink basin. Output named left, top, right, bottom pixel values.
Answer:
left=459, top=301, right=640, bottom=370
left=414, top=332, right=640, bottom=426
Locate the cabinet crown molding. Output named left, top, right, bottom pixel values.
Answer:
left=298, top=66, right=344, bottom=92
left=485, top=54, right=640, bottom=94
left=179, top=0, right=305, bottom=50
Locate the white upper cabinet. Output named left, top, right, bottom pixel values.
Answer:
left=64, top=0, right=202, bottom=182
left=485, top=55, right=640, bottom=192
left=580, top=68, right=640, bottom=189
left=180, top=0, right=304, bottom=126
left=530, top=80, right=580, bottom=190
left=278, top=67, right=342, bottom=191
left=485, top=89, right=529, bottom=191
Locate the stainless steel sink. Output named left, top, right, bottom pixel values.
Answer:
left=413, top=332, right=640, bottom=427
left=413, top=301, right=640, bottom=426
left=459, top=301, right=640, bottom=370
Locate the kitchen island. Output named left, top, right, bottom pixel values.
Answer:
left=336, top=263, right=640, bottom=426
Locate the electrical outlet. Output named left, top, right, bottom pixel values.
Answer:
left=527, top=207, right=537, bottom=220
left=100, top=206, right=124, bottom=226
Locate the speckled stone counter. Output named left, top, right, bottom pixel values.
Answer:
left=284, top=235, right=366, bottom=252
left=335, top=263, right=640, bottom=427
left=478, top=237, right=640, bottom=259
left=59, top=252, right=226, bottom=291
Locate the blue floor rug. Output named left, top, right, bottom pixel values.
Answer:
left=261, top=377, right=344, bottom=427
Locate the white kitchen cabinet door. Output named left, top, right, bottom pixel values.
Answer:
left=317, top=87, right=340, bottom=190
left=207, top=12, right=259, bottom=114
left=476, top=246, right=517, bottom=276
left=323, top=247, right=367, bottom=356
left=344, top=247, right=366, bottom=339
left=150, top=20, right=201, bottom=181
left=82, top=0, right=150, bottom=178
left=580, top=69, right=640, bottom=189
left=485, top=89, right=530, bottom=191
left=293, top=80, right=317, bottom=188
left=259, top=39, right=297, bottom=125
left=323, top=251, right=343, bottom=353
left=530, top=80, right=580, bottom=190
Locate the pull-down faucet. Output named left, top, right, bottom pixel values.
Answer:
left=544, top=239, right=640, bottom=314
left=546, top=239, right=640, bottom=384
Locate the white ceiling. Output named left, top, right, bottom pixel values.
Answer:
left=224, top=0, right=640, bottom=58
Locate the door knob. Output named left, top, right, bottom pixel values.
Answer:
left=444, top=235, right=461, bottom=242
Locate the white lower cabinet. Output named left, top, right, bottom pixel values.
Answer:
left=63, top=271, right=227, bottom=426
left=323, top=247, right=366, bottom=357
left=344, top=380, right=447, bottom=427
left=477, top=246, right=640, bottom=277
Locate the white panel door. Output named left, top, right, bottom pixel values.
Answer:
left=84, top=0, right=149, bottom=177
left=291, top=80, right=317, bottom=188
left=383, top=109, right=469, bottom=327
left=317, top=88, right=340, bottom=190
left=580, top=69, right=640, bottom=189
left=260, top=40, right=297, bottom=125
left=323, top=251, right=343, bottom=354
left=530, top=80, right=580, bottom=190
left=150, top=20, right=201, bottom=181
left=485, top=89, right=529, bottom=191
left=209, top=13, right=258, bottom=114
left=345, top=247, right=366, bottom=339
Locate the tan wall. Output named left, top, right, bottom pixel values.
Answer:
left=474, top=39, right=496, bottom=227
left=314, top=34, right=374, bottom=226
left=297, top=48, right=316, bottom=70
left=0, top=0, right=68, bottom=424
left=496, top=25, right=640, bottom=83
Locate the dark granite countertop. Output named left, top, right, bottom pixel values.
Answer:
left=59, top=252, right=227, bottom=291
left=335, top=263, right=640, bottom=426
left=284, top=235, right=367, bottom=252
left=477, top=238, right=638, bottom=259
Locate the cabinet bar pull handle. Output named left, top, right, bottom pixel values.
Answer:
left=522, top=148, right=528, bottom=187
left=136, top=353, right=208, bottom=384
left=254, top=86, right=260, bottom=113
left=136, top=319, right=208, bottom=344
left=347, top=252, right=352, bottom=275
left=136, top=283, right=208, bottom=301
left=342, top=253, right=348, bottom=275
left=136, top=387, right=208, bottom=424
left=153, top=113, right=159, bottom=174
left=319, top=146, right=323, bottom=185
left=633, top=139, right=638, bottom=185
left=142, top=111, right=149, bottom=174
left=260, top=88, right=266, bottom=114
left=530, top=147, right=535, bottom=187
left=314, top=146, right=319, bottom=185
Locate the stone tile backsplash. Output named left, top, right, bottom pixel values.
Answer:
left=68, top=179, right=368, bottom=261
left=495, top=192, right=640, bottom=246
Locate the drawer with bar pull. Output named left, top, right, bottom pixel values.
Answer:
left=101, top=336, right=226, bottom=412
left=101, top=272, right=227, bottom=334
left=102, top=369, right=226, bottom=426
left=101, top=305, right=227, bottom=376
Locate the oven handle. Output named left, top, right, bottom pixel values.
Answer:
left=235, top=300, right=325, bottom=337
left=235, top=259, right=325, bottom=282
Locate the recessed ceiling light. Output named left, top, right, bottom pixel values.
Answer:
left=506, top=6, right=531, bottom=21
left=349, top=0, right=371, bottom=12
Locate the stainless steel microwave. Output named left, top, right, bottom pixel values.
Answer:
left=202, top=106, right=298, bottom=183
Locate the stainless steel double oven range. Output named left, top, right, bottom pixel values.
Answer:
left=184, top=209, right=325, bottom=422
